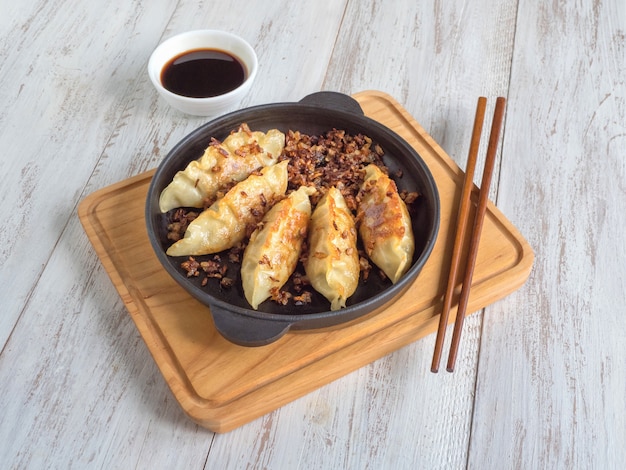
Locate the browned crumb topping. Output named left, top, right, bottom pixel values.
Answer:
left=171, top=124, right=420, bottom=308
left=270, top=287, right=292, bottom=306
left=166, top=209, right=200, bottom=242
left=180, top=254, right=233, bottom=288
left=293, top=291, right=313, bottom=306
left=280, top=128, right=386, bottom=210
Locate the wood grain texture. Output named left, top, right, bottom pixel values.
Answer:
left=1, top=0, right=623, bottom=468
left=76, top=92, right=532, bottom=433
left=470, top=0, right=626, bottom=468
left=0, top=0, right=349, bottom=467
left=318, top=1, right=520, bottom=468
left=0, top=0, right=177, bottom=347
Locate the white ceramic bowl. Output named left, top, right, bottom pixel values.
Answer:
left=148, top=30, right=258, bottom=117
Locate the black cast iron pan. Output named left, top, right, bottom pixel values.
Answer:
left=145, top=92, right=440, bottom=346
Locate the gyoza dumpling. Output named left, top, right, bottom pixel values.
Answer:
left=166, top=160, right=289, bottom=257
left=159, top=125, right=285, bottom=212
left=241, top=185, right=315, bottom=309
left=357, top=164, right=414, bottom=283
left=305, top=187, right=359, bottom=310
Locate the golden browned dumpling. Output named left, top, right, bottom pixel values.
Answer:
left=241, top=185, right=315, bottom=309
left=166, top=160, right=289, bottom=257
left=305, top=187, right=359, bottom=310
left=159, top=125, right=285, bottom=212
left=357, top=164, right=414, bottom=283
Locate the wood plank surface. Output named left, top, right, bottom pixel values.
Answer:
left=470, top=0, right=626, bottom=468
left=77, top=91, right=533, bottom=433
left=1, top=0, right=624, bottom=468
left=0, top=0, right=176, bottom=347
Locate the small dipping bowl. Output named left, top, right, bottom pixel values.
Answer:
left=148, top=30, right=258, bottom=116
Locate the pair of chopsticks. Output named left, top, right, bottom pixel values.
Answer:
left=431, top=96, right=506, bottom=373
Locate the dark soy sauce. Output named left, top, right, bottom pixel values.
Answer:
left=161, top=49, right=246, bottom=98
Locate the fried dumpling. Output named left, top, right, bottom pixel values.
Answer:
left=357, top=164, right=414, bottom=283
left=241, top=185, right=315, bottom=310
left=166, top=160, right=289, bottom=257
left=305, top=187, right=359, bottom=310
left=159, top=125, right=285, bottom=212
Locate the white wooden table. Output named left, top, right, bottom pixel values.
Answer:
left=1, top=1, right=624, bottom=468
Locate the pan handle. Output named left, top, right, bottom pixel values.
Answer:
left=299, top=91, right=365, bottom=116
left=210, top=305, right=293, bottom=347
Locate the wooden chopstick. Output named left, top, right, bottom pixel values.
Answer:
left=446, top=96, right=506, bottom=372
left=431, top=97, right=487, bottom=373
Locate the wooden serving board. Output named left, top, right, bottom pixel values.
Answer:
left=78, top=91, right=534, bottom=433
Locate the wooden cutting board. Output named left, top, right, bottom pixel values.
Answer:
left=78, top=91, right=534, bottom=433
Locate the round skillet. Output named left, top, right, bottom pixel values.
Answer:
left=145, top=92, right=440, bottom=346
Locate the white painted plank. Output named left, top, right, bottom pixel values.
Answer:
left=0, top=0, right=350, bottom=468
left=0, top=0, right=177, bottom=347
left=470, top=0, right=626, bottom=468
left=0, top=216, right=212, bottom=468
left=324, top=0, right=517, bottom=170
left=266, top=1, right=517, bottom=469
left=3, top=0, right=622, bottom=468
left=206, top=334, right=485, bottom=470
